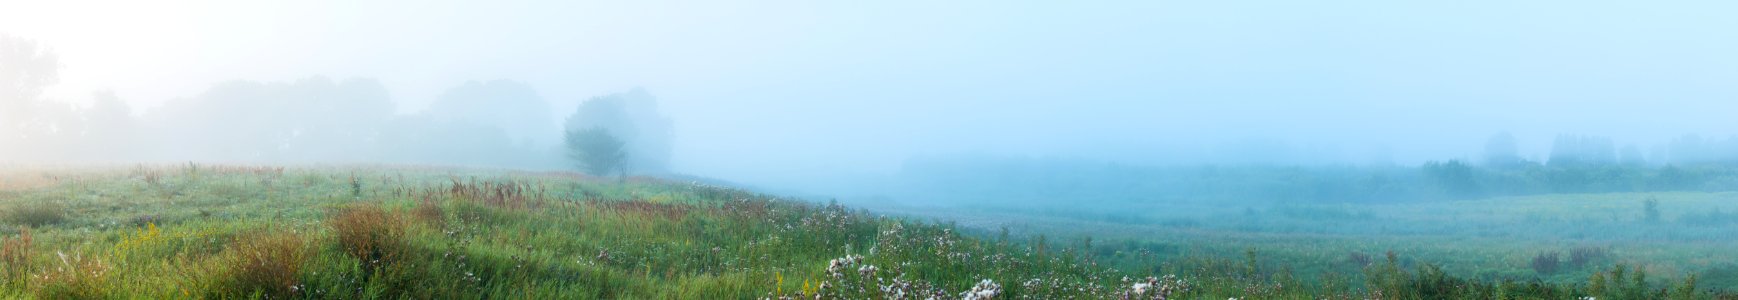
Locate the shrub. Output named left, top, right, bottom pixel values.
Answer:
left=1589, top=264, right=1654, bottom=299
left=329, top=204, right=408, bottom=276
left=1531, top=251, right=1561, bottom=275
left=350, top=175, right=363, bottom=198
left=1567, top=246, right=1609, bottom=269
left=1643, top=197, right=1662, bottom=223
left=5, top=202, right=67, bottom=227
left=221, top=232, right=311, bottom=298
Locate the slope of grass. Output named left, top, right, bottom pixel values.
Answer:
left=0, top=164, right=1726, bottom=299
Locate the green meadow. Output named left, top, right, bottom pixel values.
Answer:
left=0, top=165, right=1147, bottom=299
left=0, top=164, right=1730, bottom=299
left=868, top=191, right=1738, bottom=295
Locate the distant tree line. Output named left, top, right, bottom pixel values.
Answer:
left=0, top=35, right=670, bottom=174
left=1491, top=132, right=1738, bottom=169
left=893, top=141, right=1738, bottom=205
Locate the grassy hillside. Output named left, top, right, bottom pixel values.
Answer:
left=0, top=165, right=1726, bottom=299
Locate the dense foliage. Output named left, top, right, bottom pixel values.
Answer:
left=565, top=127, right=629, bottom=176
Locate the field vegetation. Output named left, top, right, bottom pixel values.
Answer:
left=0, top=164, right=1732, bottom=299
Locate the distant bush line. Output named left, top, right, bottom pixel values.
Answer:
left=891, top=157, right=1738, bottom=204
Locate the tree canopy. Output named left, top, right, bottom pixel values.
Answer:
left=565, top=127, right=628, bottom=176
left=564, top=88, right=672, bottom=174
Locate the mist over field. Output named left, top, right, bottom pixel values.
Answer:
left=3, top=0, right=1738, bottom=298
left=6, top=1, right=1738, bottom=186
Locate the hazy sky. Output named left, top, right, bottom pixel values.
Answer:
left=4, top=0, right=1736, bottom=183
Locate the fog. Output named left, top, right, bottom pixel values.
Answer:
left=4, top=0, right=1738, bottom=197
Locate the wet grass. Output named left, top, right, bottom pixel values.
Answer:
left=868, top=191, right=1738, bottom=295
left=0, top=165, right=1142, bottom=299
left=0, top=164, right=1729, bottom=299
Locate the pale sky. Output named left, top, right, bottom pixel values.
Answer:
left=4, top=0, right=1736, bottom=184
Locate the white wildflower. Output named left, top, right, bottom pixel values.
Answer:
left=961, top=279, right=1001, bottom=300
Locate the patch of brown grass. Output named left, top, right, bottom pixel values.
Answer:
left=222, top=232, right=311, bottom=298
left=412, top=198, right=446, bottom=227
left=1, top=227, right=32, bottom=278
left=329, top=204, right=408, bottom=275
left=0, top=172, right=61, bottom=191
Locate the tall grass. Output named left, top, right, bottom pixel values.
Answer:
left=0, top=227, right=31, bottom=280
left=4, top=202, right=66, bottom=227
left=329, top=203, right=407, bottom=277
left=33, top=251, right=111, bottom=299
left=220, top=232, right=312, bottom=298
left=0, top=165, right=1729, bottom=298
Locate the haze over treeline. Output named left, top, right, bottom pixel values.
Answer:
left=1, top=36, right=673, bottom=171
left=4, top=0, right=1738, bottom=192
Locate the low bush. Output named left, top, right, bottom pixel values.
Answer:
left=1531, top=251, right=1561, bottom=275
left=1567, top=246, right=1609, bottom=269
left=329, top=204, right=408, bottom=276
left=5, top=202, right=67, bottom=227
left=221, top=232, right=311, bottom=298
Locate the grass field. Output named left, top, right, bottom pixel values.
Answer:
left=861, top=191, right=1738, bottom=293
left=0, top=164, right=1731, bottom=299
left=0, top=165, right=1162, bottom=299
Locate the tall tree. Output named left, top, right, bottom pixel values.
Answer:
left=1483, top=132, right=1522, bottom=168
left=425, top=80, right=558, bottom=147
left=0, top=34, right=60, bottom=158
left=1423, top=159, right=1482, bottom=199
left=1619, top=144, right=1646, bottom=166
left=72, top=91, right=138, bottom=162
left=564, top=88, right=672, bottom=173
left=1548, top=135, right=1615, bottom=168
left=565, top=127, right=627, bottom=177
left=145, top=77, right=394, bottom=162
